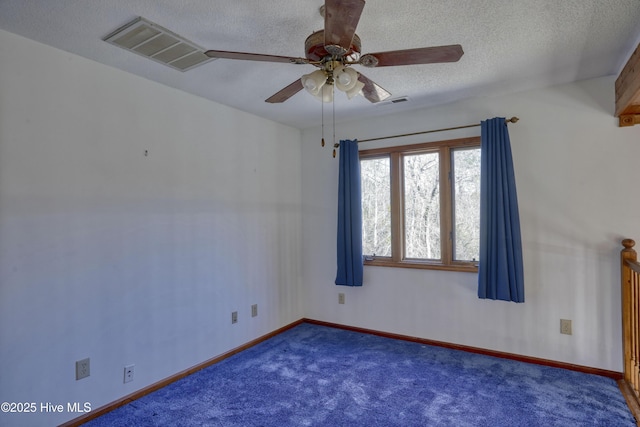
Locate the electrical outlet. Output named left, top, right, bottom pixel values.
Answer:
left=560, top=319, right=572, bottom=335
left=251, top=304, right=258, bottom=317
left=75, top=358, right=90, bottom=380
left=231, top=311, right=238, bottom=324
left=124, top=364, right=135, bottom=383
left=338, top=293, right=345, bottom=304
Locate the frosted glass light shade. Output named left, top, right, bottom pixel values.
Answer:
left=314, top=84, right=334, bottom=102
left=301, top=70, right=326, bottom=96
left=334, top=66, right=358, bottom=92
left=346, top=80, right=365, bottom=99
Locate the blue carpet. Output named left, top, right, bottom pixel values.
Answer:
left=85, top=323, right=635, bottom=426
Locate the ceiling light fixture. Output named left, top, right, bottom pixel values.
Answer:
left=300, top=60, right=366, bottom=155
left=300, top=61, right=364, bottom=102
left=300, top=60, right=367, bottom=155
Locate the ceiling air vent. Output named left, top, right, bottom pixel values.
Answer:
left=376, top=96, right=410, bottom=107
left=104, top=17, right=215, bottom=72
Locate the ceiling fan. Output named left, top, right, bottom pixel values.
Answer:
left=204, top=0, right=463, bottom=104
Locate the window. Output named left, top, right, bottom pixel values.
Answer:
left=360, top=137, right=480, bottom=272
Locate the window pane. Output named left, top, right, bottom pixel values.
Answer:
left=361, top=157, right=391, bottom=257
left=452, top=148, right=480, bottom=261
left=403, top=152, right=440, bottom=260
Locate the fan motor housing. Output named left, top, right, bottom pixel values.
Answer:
left=305, top=30, right=361, bottom=62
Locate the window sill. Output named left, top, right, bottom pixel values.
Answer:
left=364, top=258, right=478, bottom=273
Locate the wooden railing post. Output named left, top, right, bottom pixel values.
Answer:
left=622, top=239, right=637, bottom=393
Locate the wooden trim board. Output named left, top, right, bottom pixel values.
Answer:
left=616, top=41, right=640, bottom=126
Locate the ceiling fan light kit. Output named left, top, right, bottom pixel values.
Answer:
left=301, top=61, right=364, bottom=102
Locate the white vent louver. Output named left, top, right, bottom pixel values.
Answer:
left=376, top=96, right=410, bottom=107
left=104, top=17, right=215, bottom=72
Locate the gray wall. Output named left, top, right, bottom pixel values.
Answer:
left=301, top=75, right=640, bottom=373
left=0, top=29, right=303, bottom=427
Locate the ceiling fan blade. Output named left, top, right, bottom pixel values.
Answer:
left=324, top=0, right=365, bottom=54
left=205, top=50, right=309, bottom=64
left=358, top=73, right=391, bottom=103
left=265, top=79, right=304, bottom=103
left=359, top=44, right=464, bottom=67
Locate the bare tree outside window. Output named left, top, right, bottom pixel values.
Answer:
left=361, top=157, right=391, bottom=257
left=404, top=152, right=440, bottom=259
left=453, top=148, right=480, bottom=261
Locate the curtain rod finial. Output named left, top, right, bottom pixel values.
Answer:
left=507, top=117, right=519, bottom=123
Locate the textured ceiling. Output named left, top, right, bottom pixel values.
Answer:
left=1, top=0, right=639, bottom=129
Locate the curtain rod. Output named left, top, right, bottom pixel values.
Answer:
left=332, top=117, right=519, bottom=148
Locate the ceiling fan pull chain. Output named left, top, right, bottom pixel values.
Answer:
left=332, top=87, right=337, bottom=158
left=321, top=94, right=325, bottom=147
left=333, top=87, right=336, bottom=144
